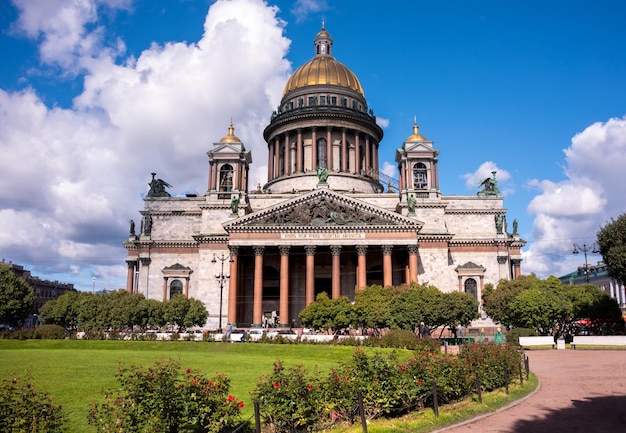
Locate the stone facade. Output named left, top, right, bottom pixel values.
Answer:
left=123, top=26, right=525, bottom=330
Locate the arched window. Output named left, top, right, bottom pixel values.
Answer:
left=170, top=279, right=183, bottom=298
left=413, top=162, right=428, bottom=189
left=219, top=164, right=234, bottom=192
left=317, top=138, right=327, bottom=168
left=464, top=278, right=478, bottom=300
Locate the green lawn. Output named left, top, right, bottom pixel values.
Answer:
left=0, top=340, right=538, bottom=433
left=0, top=340, right=378, bottom=433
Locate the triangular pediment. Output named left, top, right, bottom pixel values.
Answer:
left=403, top=142, right=435, bottom=153
left=209, top=142, right=247, bottom=154
left=224, top=189, right=423, bottom=233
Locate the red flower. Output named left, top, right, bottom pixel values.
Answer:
left=192, top=379, right=197, bottom=385
left=178, top=384, right=183, bottom=388
left=228, top=395, right=235, bottom=401
left=185, top=368, right=191, bottom=374
left=417, top=379, right=423, bottom=386
left=398, top=365, right=406, bottom=372
left=273, top=382, right=280, bottom=388
left=238, top=401, right=244, bottom=408
left=307, top=385, right=313, bottom=390
left=207, top=380, right=211, bottom=386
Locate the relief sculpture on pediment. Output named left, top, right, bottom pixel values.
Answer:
left=251, top=196, right=391, bottom=226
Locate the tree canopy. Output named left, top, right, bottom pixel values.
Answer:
left=483, top=275, right=623, bottom=335
left=597, top=212, right=626, bottom=287
left=0, top=263, right=34, bottom=325
left=299, top=283, right=479, bottom=334
left=40, top=290, right=208, bottom=332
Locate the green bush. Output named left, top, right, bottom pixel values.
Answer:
left=251, top=360, right=324, bottom=433
left=378, top=329, right=419, bottom=349
left=33, top=324, right=66, bottom=340
left=0, top=372, right=66, bottom=432
left=88, top=358, right=243, bottom=433
left=506, top=327, right=537, bottom=345
left=459, top=343, right=523, bottom=391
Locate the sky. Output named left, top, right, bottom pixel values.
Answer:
left=1, top=0, right=625, bottom=292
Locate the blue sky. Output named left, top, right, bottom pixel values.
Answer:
left=1, top=0, right=625, bottom=291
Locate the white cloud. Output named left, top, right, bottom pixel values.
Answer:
left=291, top=0, right=329, bottom=23
left=0, top=0, right=292, bottom=288
left=376, top=117, right=390, bottom=128
left=462, top=161, right=511, bottom=191
left=523, top=116, right=626, bottom=277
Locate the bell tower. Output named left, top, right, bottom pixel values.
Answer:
left=395, top=119, right=440, bottom=200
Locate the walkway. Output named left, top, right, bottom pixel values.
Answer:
left=439, top=349, right=626, bottom=432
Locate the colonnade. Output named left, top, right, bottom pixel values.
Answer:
left=267, top=127, right=380, bottom=181
left=226, top=243, right=419, bottom=327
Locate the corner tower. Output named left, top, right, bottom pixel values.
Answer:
left=263, top=25, right=384, bottom=193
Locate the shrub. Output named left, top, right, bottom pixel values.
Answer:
left=459, top=342, right=523, bottom=391
left=251, top=359, right=324, bottom=433
left=33, top=324, right=66, bottom=340
left=0, top=372, right=66, bottom=432
left=506, top=327, right=537, bottom=345
left=88, top=358, right=243, bottom=433
left=379, top=329, right=419, bottom=349
left=405, top=349, right=473, bottom=404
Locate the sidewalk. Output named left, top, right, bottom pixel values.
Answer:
left=439, top=349, right=626, bottom=432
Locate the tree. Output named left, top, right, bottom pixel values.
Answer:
left=298, top=292, right=355, bottom=333
left=39, top=290, right=81, bottom=330
left=353, top=285, right=396, bottom=332
left=597, top=212, right=626, bottom=286
left=0, top=263, right=34, bottom=326
left=162, top=295, right=208, bottom=330
left=509, top=288, right=563, bottom=333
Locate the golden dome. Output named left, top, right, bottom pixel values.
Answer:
left=283, top=57, right=364, bottom=97
left=405, top=119, right=428, bottom=142
left=219, top=123, right=241, bottom=143
left=282, top=25, right=364, bottom=97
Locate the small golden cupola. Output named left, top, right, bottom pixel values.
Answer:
left=219, top=122, right=242, bottom=143
left=405, top=118, right=428, bottom=142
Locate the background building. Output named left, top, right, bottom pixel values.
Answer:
left=124, top=26, right=525, bottom=330
left=2, top=259, right=76, bottom=326
left=559, top=261, right=626, bottom=309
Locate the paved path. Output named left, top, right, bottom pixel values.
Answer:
left=438, top=350, right=626, bottom=433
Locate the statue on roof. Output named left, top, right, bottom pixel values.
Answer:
left=316, top=166, right=329, bottom=183
left=477, top=171, right=499, bottom=197
left=146, top=173, right=172, bottom=198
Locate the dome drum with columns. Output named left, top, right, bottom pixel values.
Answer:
left=123, top=26, right=525, bottom=332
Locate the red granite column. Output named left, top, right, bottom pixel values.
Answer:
left=382, top=245, right=393, bottom=287
left=126, top=261, right=135, bottom=293
left=305, top=245, right=315, bottom=305
left=408, top=245, right=419, bottom=284
left=331, top=245, right=341, bottom=298
left=356, top=245, right=367, bottom=290
left=311, top=128, right=317, bottom=169
left=253, top=246, right=264, bottom=325
left=279, top=246, right=290, bottom=326
left=341, top=129, right=347, bottom=172
left=296, top=129, right=303, bottom=172
left=227, top=247, right=239, bottom=325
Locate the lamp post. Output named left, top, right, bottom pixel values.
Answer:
left=212, top=252, right=233, bottom=333
left=572, top=243, right=599, bottom=284
left=92, top=277, right=95, bottom=294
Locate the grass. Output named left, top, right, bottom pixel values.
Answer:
left=0, top=340, right=537, bottom=433
left=0, top=340, right=381, bottom=432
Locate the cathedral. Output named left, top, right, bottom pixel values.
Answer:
left=123, top=26, right=525, bottom=330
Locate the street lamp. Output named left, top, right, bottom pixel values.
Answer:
left=572, top=243, right=599, bottom=284
left=212, top=252, right=233, bottom=333
left=92, top=277, right=96, bottom=294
